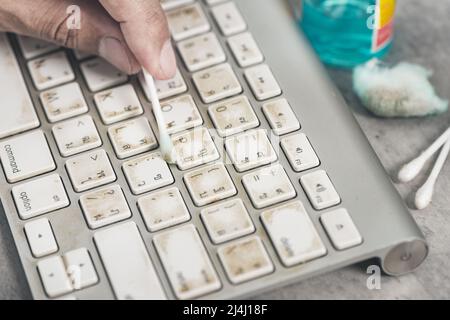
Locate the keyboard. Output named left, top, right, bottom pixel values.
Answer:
left=0, top=0, right=428, bottom=300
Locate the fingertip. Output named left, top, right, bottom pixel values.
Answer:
left=98, top=36, right=140, bottom=75
left=158, top=39, right=177, bottom=79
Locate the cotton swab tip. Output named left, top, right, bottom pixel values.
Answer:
left=160, top=134, right=177, bottom=164
left=415, top=183, right=434, bottom=210
left=398, top=157, right=426, bottom=183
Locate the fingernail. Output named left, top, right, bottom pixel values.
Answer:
left=159, top=39, right=176, bottom=78
left=99, top=37, right=133, bottom=74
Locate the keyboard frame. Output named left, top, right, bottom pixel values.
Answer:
left=0, top=0, right=427, bottom=300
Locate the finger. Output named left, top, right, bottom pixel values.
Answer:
left=0, top=0, right=141, bottom=74
left=99, top=0, right=176, bottom=79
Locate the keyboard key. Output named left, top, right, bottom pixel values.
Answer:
left=139, top=68, right=187, bottom=100
left=153, top=224, right=221, bottom=299
left=261, top=201, right=327, bottom=266
left=193, top=63, right=242, bottom=103
left=0, top=33, right=39, bottom=139
left=242, top=164, right=296, bottom=209
left=300, top=170, right=341, bottom=210
left=208, top=95, right=259, bottom=137
left=225, top=129, right=277, bottom=172
left=38, top=256, right=73, bottom=298
left=17, top=36, right=59, bottom=59
left=281, top=133, right=320, bottom=172
left=178, top=32, right=226, bottom=72
left=201, top=198, right=254, bottom=244
left=40, top=82, right=89, bottom=123
left=211, top=2, right=247, bottom=36
left=166, top=2, right=210, bottom=41
left=321, top=208, right=362, bottom=250
left=0, top=130, right=55, bottom=183
left=80, top=57, right=128, bottom=92
left=228, top=32, right=264, bottom=67
left=66, top=149, right=116, bottom=192
left=161, top=0, right=194, bottom=10
left=262, top=98, right=300, bottom=135
left=138, top=187, right=190, bottom=232
left=218, top=236, right=273, bottom=284
left=172, top=127, right=219, bottom=170
left=94, top=84, right=144, bottom=124
left=63, top=248, right=98, bottom=290
left=184, top=163, right=237, bottom=206
left=24, top=218, right=58, bottom=258
left=94, top=222, right=166, bottom=299
left=80, top=185, right=131, bottom=229
left=28, top=51, right=75, bottom=90
left=245, top=64, right=281, bottom=101
left=123, top=152, right=174, bottom=195
left=12, top=174, right=69, bottom=219
left=108, top=117, right=157, bottom=159
left=159, top=94, right=203, bottom=134
left=52, top=115, right=102, bottom=157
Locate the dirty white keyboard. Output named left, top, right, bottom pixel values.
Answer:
left=0, top=0, right=428, bottom=300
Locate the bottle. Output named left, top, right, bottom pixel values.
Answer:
left=292, top=0, right=396, bottom=68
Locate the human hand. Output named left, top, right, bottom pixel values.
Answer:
left=0, top=0, right=176, bottom=79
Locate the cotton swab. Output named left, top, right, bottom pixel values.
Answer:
left=415, top=138, right=450, bottom=210
left=398, top=127, right=450, bottom=183
left=142, top=69, right=177, bottom=164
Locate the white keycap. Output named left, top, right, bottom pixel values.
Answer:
left=161, top=0, right=194, bottom=10
left=262, top=98, right=300, bottom=135
left=211, top=2, right=247, bottom=36
left=281, top=133, right=320, bottom=172
left=166, top=3, right=210, bottom=41
left=261, top=201, right=327, bottom=267
left=73, top=50, right=93, bottom=60
left=17, top=36, right=59, bottom=59
left=12, top=174, right=69, bottom=219
left=153, top=224, right=221, bottom=299
left=301, top=170, right=341, bottom=210
left=201, top=198, right=254, bottom=244
left=40, top=82, right=89, bottom=123
left=242, top=164, right=296, bottom=209
left=172, top=127, right=219, bottom=170
left=123, top=152, right=174, bottom=195
left=94, top=222, right=166, bottom=299
left=80, top=57, right=128, bottom=92
left=178, top=32, right=226, bottom=72
left=138, top=187, right=190, bottom=232
left=0, top=33, right=39, bottom=139
left=228, top=32, right=264, bottom=67
left=108, top=117, right=157, bottom=159
left=184, top=163, right=236, bottom=206
left=245, top=64, right=282, bottom=101
left=38, top=256, right=73, bottom=298
left=24, top=218, right=58, bottom=258
left=63, top=248, right=98, bottom=289
left=225, top=129, right=277, bottom=172
left=52, top=115, right=102, bottom=157
left=193, top=63, right=242, bottom=103
left=321, top=208, right=362, bottom=250
left=0, top=130, right=55, bottom=183
left=159, top=94, right=203, bottom=134
left=80, top=185, right=131, bottom=229
left=66, top=149, right=116, bottom=192
left=139, top=68, right=187, bottom=100
left=94, top=84, right=143, bottom=124
left=218, top=236, right=273, bottom=284
left=208, top=95, right=259, bottom=137
left=28, top=51, right=75, bottom=90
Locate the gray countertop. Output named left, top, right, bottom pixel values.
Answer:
left=1, top=0, right=449, bottom=300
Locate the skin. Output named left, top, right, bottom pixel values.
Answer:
left=0, top=0, right=177, bottom=79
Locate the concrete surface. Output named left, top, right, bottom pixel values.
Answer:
left=1, top=0, right=449, bottom=299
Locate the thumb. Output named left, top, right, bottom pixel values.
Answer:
left=0, top=0, right=141, bottom=74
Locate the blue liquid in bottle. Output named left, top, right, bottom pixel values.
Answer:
left=300, top=0, right=394, bottom=68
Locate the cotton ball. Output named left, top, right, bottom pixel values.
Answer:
left=353, top=59, right=448, bottom=117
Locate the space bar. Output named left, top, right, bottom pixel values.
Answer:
left=94, top=222, right=166, bottom=300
